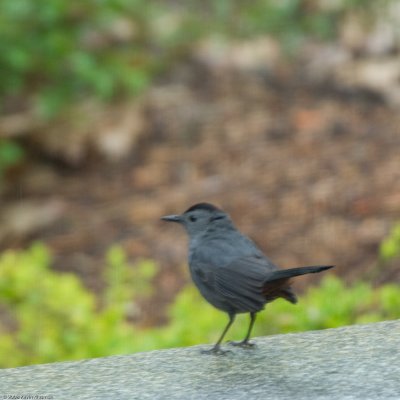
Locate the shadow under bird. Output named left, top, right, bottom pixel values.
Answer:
left=161, top=203, right=334, bottom=354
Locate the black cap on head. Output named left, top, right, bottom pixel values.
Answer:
left=184, top=203, right=221, bottom=214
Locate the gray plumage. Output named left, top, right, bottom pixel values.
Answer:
left=161, top=202, right=333, bottom=354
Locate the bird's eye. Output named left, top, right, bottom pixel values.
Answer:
left=189, top=216, right=197, bottom=222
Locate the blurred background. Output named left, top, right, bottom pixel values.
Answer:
left=0, top=0, right=400, bottom=368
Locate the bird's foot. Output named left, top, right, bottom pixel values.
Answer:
left=201, top=345, right=231, bottom=355
left=228, top=340, right=256, bottom=349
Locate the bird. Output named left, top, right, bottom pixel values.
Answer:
left=161, top=202, right=333, bottom=354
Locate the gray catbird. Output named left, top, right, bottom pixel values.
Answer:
left=162, top=202, right=333, bottom=354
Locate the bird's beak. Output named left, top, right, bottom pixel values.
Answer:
left=161, top=214, right=183, bottom=223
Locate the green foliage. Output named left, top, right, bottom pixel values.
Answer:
left=0, top=0, right=160, bottom=116
left=1, top=242, right=400, bottom=368
left=0, top=243, right=156, bottom=367
left=0, top=139, right=24, bottom=179
left=0, top=0, right=393, bottom=116
left=380, top=223, right=400, bottom=262
left=180, top=0, right=390, bottom=49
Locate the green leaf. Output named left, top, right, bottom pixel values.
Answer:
left=0, top=140, right=24, bottom=171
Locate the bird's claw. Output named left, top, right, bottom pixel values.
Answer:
left=228, top=340, right=256, bottom=349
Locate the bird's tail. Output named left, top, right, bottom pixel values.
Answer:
left=267, top=265, right=334, bottom=282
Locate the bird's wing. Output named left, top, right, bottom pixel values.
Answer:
left=213, top=256, right=272, bottom=313
left=190, top=256, right=268, bottom=313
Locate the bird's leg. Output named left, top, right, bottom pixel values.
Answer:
left=229, top=312, right=257, bottom=348
left=201, top=313, right=235, bottom=355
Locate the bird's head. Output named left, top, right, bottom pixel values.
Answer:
left=161, top=202, right=231, bottom=238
